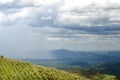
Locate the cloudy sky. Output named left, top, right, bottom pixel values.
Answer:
left=0, top=0, right=120, bottom=58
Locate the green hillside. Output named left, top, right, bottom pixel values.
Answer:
left=0, top=56, right=89, bottom=80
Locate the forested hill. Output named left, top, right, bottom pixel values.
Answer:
left=0, top=56, right=89, bottom=80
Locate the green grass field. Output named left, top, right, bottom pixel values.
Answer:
left=0, top=56, right=89, bottom=80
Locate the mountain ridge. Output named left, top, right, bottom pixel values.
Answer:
left=51, top=49, right=120, bottom=63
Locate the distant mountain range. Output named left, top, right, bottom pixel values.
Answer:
left=51, top=49, right=120, bottom=64
left=22, top=49, right=120, bottom=72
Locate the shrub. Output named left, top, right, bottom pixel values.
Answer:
left=0, top=55, right=4, bottom=58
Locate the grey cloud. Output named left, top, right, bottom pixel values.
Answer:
left=0, top=0, right=58, bottom=27
left=55, top=0, right=120, bottom=27
left=0, top=0, right=120, bottom=42
left=63, top=26, right=120, bottom=35
left=0, top=0, right=36, bottom=12
left=27, top=9, right=56, bottom=27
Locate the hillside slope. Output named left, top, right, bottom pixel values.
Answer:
left=0, top=57, right=89, bottom=80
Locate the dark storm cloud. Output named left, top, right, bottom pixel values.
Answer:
left=63, top=26, right=120, bottom=35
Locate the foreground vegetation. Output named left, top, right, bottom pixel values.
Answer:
left=69, top=69, right=117, bottom=80
left=0, top=56, right=89, bottom=80
left=0, top=56, right=118, bottom=80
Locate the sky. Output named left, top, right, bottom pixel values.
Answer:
left=0, top=0, right=120, bottom=58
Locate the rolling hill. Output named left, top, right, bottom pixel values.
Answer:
left=0, top=56, right=89, bottom=80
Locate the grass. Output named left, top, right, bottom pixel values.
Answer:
left=0, top=56, right=89, bottom=80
